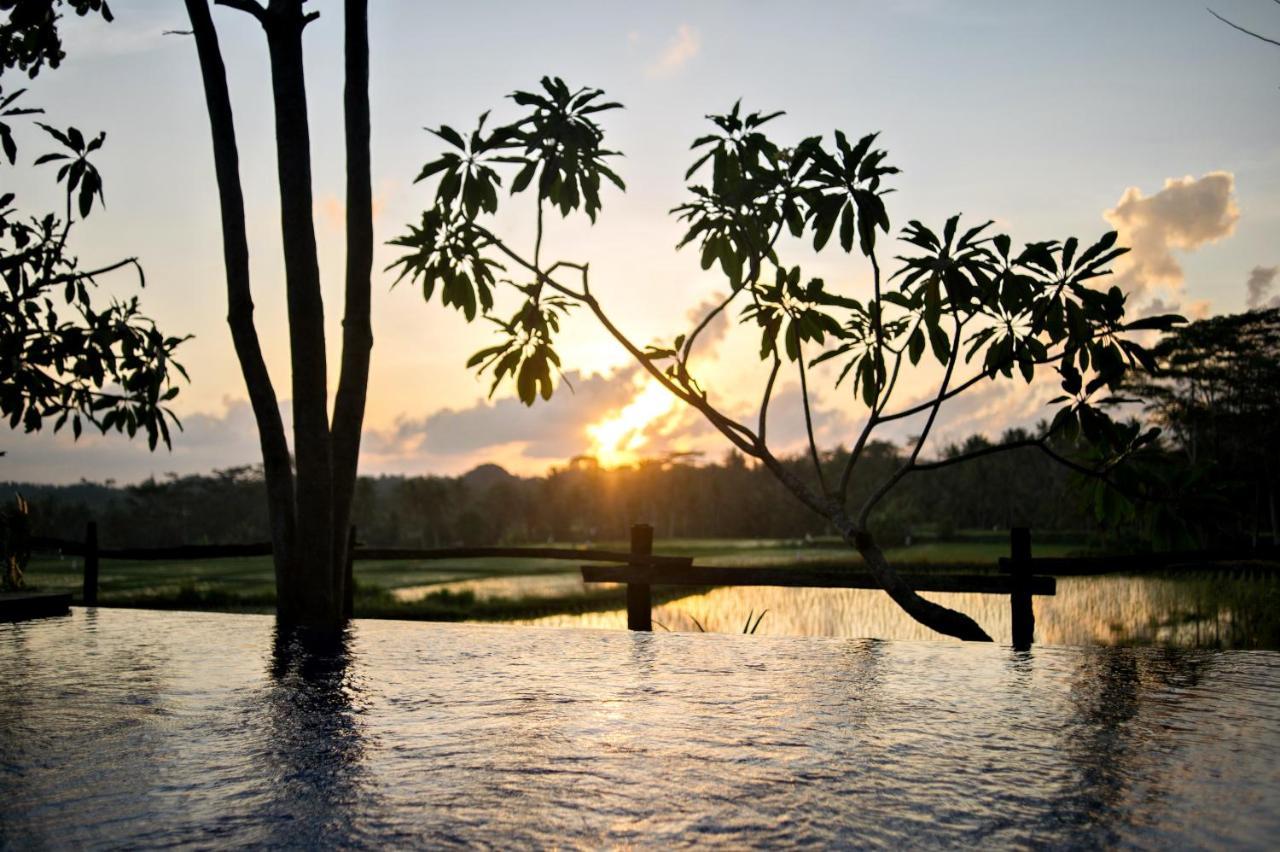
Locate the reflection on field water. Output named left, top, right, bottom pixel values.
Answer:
left=518, top=573, right=1280, bottom=648
left=393, top=574, right=620, bottom=602
left=1, top=609, right=1278, bottom=847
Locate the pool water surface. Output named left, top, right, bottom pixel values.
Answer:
left=1, top=609, right=1277, bottom=848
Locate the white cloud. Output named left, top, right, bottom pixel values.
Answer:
left=387, top=367, right=643, bottom=462
left=1246, top=265, right=1280, bottom=310
left=647, top=24, right=701, bottom=78
left=1103, top=172, right=1239, bottom=303
left=683, top=293, right=731, bottom=356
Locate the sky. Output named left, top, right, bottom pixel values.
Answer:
left=2, top=0, right=1278, bottom=484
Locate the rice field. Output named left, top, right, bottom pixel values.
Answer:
left=20, top=535, right=1083, bottom=620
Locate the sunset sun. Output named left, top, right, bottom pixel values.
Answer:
left=585, top=378, right=678, bottom=467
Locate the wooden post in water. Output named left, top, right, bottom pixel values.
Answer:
left=627, top=523, right=653, bottom=631
left=343, top=525, right=356, bottom=619
left=1010, top=527, right=1034, bottom=650
left=82, top=521, right=99, bottom=606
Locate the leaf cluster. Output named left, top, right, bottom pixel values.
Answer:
left=391, top=77, right=625, bottom=401
left=467, top=290, right=573, bottom=405
left=395, top=78, right=1179, bottom=489
left=387, top=203, right=501, bottom=321
left=0, top=0, right=113, bottom=78
left=0, top=88, right=187, bottom=450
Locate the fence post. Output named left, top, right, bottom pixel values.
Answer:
left=1010, top=526, right=1034, bottom=650
left=627, top=523, right=653, bottom=631
left=343, top=525, right=356, bottom=619
left=82, top=520, right=99, bottom=606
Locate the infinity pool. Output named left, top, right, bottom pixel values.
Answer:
left=2, top=609, right=1278, bottom=848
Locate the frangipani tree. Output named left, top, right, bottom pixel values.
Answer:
left=1, top=3, right=187, bottom=453
left=393, top=78, right=1180, bottom=641
left=1, top=2, right=187, bottom=592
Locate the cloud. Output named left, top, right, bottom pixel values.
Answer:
left=647, top=24, right=701, bottom=77
left=756, top=384, right=858, bottom=452
left=1246, top=265, right=1280, bottom=310
left=1103, top=172, right=1239, bottom=302
left=683, top=293, right=731, bottom=355
left=1140, top=296, right=1212, bottom=321
left=0, top=399, right=286, bottom=485
left=874, top=370, right=1064, bottom=457
left=390, top=367, right=644, bottom=462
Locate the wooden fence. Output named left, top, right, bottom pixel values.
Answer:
left=29, top=522, right=692, bottom=620
left=30, top=522, right=1274, bottom=649
left=585, top=524, right=1053, bottom=649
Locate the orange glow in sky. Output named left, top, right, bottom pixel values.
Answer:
left=585, top=378, right=678, bottom=467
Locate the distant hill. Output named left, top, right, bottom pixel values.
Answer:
left=460, top=463, right=520, bottom=492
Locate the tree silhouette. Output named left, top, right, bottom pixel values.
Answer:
left=1, top=2, right=187, bottom=590
left=182, top=0, right=372, bottom=627
left=394, top=79, right=1180, bottom=641
left=1, top=3, right=187, bottom=453
left=1123, top=308, right=1280, bottom=548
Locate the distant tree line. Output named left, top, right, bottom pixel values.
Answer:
left=5, top=426, right=1101, bottom=550
left=8, top=309, right=1274, bottom=553
left=1122, top=308, right=1279, bottom=550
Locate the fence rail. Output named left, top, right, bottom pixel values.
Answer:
left=999, top=550, right=1280, bottom=576
left=31, top=536, right=690, bottom=568
left=28, top=520, right=1274, bottom=650
left=582, top=564, right=1056, bottom=596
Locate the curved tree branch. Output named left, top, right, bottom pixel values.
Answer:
left=681, top=288, right=735, bottom=364
left=482, top=233, right=764, bottom=455
left=796, top=339, right=829, bottom=495
left=858, top=315, right=963, bottom=528
left=1208, top=7, right=1280, bottom=47
left=213, top=0, right=267, bottom=23
left=757, top=353, right=781, bottom=444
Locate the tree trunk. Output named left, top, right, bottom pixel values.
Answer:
left=188, top=0, right=373, bottom=629
left=262, top=4, right=337, bottom=625
left=330, top=0, right=374, bottom=617
left=185, top=0, right=298, bottom=607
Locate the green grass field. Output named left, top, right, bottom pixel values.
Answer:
left=20, top=536, right=1083, bottom=621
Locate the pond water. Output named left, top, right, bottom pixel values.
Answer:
left=501, top=572, right=1279, bottom=648
left=392, top=574, right=621, bottom=602
left=2, top=609, right=1278, bottom=848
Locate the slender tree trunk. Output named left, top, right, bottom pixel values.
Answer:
left=261, top=3, right=336, bottom=625
left=185, top=0, right=298, bottom=605
left=188, top=0, right=374, bottom=628
left=330, top=0, right=374, bottom=614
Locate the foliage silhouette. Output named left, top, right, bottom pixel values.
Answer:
left=1121, top=308, right=1280, bottom=549
left=0, top=1, right=112, bottom=78
left=395, top=77, right=1181, bottom=641
left=1, top=4, right=186, bottom=589
left=0, top=7, right=187, bottom=453
left=0, top=5, right=188, bottom=590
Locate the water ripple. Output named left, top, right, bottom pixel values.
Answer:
left=1, top=609, right=1277, bottom=849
